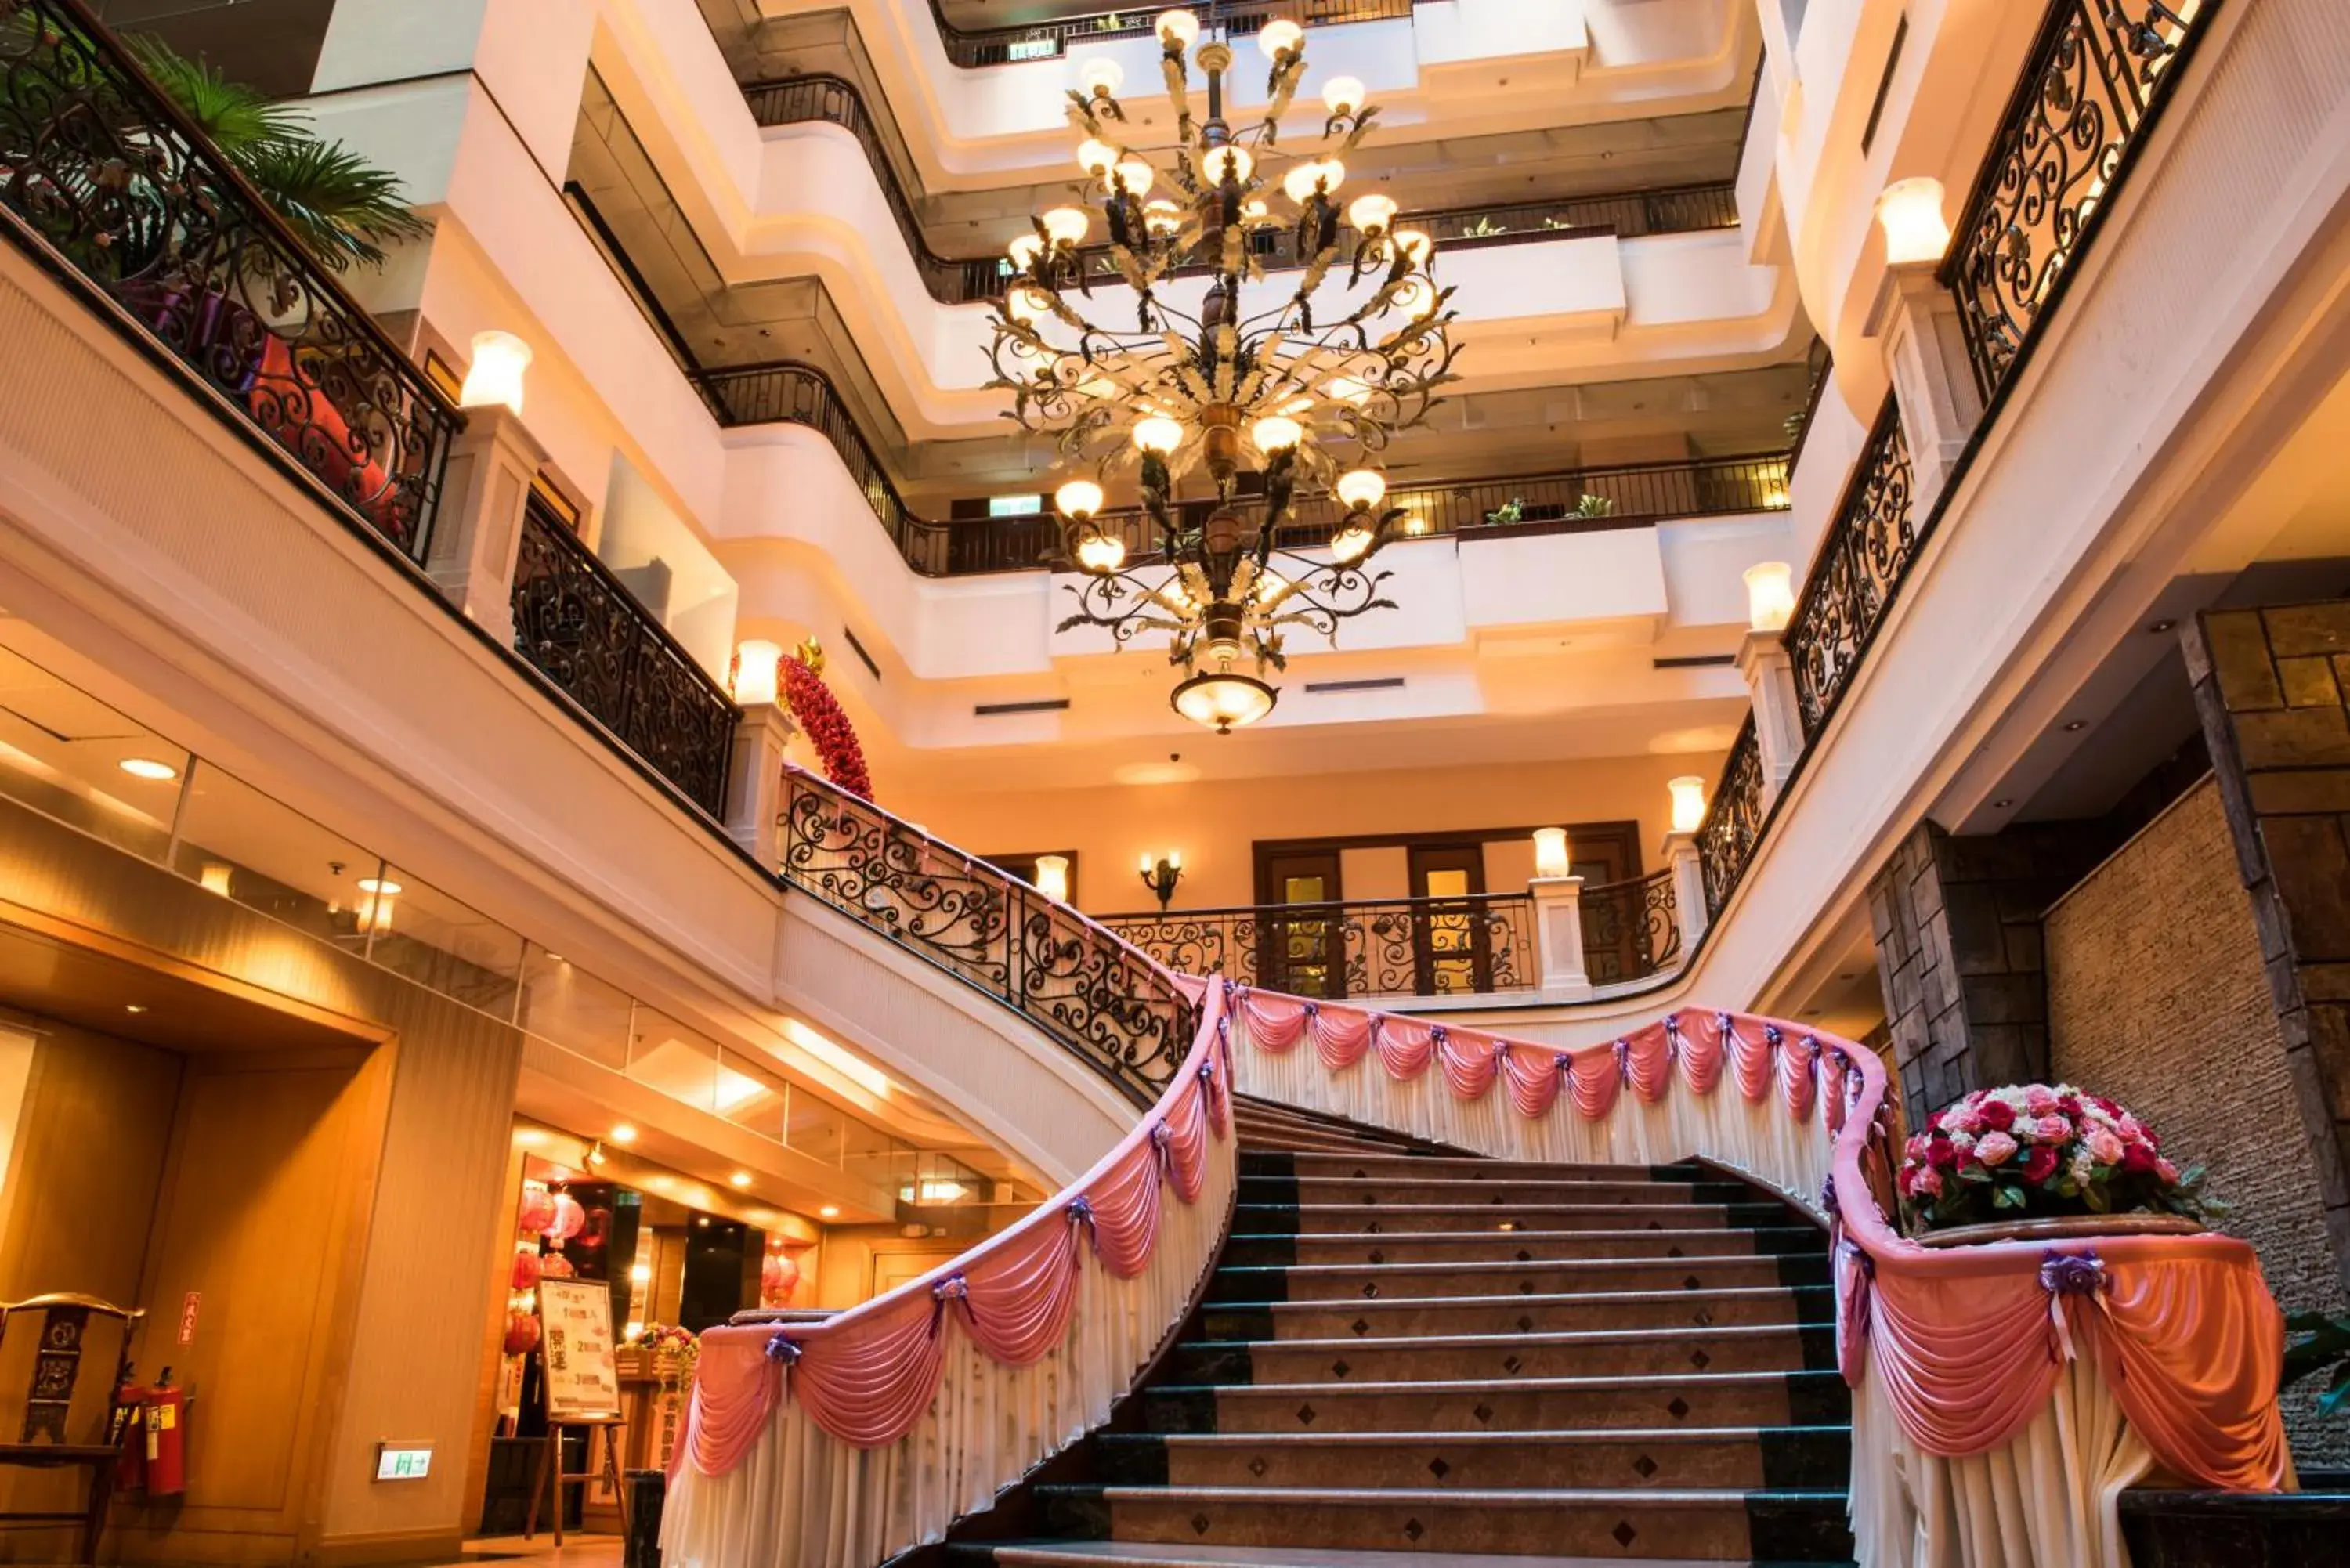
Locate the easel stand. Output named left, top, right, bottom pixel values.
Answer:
left=522, top=1414, right=627, bottom=1545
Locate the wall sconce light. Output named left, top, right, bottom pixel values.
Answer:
left=1669, top=776, right=1708, bottom=835
left=458, top=329, right=533, bottom=415
left=199, top=862, right=233, bottom=896
left=356, top=875, right=400, bottom=934
left=1743, top=561, right=1796, bottom=632
left=1033, top=854, right=1072, bottom=904
left=1532, top=827, right=1571, bottom=880
left=732, top=638, right=783, bottom=706
left=1875, top=176, right=1951, bottom=266
left=1137, top=850, right=1184, bottom=911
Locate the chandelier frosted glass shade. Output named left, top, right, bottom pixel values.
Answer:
left=1172, top=669, right=1278, bottom=734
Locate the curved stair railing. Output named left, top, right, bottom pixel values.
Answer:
left=1221, top=984, right=2294, bottom=1568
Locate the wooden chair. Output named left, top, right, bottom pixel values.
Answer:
left=0, top=1293, right=144, bottom=1566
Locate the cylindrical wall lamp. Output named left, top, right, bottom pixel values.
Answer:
left=459, top=329, right=533, bottom=414
left=1743, top=561, right=1796, bottom=632
left=1531, top=826, right=1572, bottom=880
left=1669, top=776, right=1708, bottom=835
left=1034, top=854, right=1072, bottom=903
left=732, top=639, right=783, bottom=706
left=1875, top=176, right=1951, bottom=266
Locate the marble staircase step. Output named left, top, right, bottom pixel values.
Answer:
left=1196, top=1284, right=1835, bottom=1342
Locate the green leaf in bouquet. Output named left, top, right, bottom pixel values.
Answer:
left=1992, top=1183, right=2026, bottom=1210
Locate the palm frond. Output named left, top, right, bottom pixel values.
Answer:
left=125, top=33, right=302, bottom=156
left=233, top=135, right=429, bottom=271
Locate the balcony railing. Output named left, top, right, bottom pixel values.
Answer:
left=1100, top=893, right=1537, bottom=1001
left=1697, top=712, right=1763, bottom=919
left=0, top=0, right=458, bottom=563
left=1783, top=393, right=1916, bottom=739
left=510, top=498, right=739, bottom=815
left=739, top=74, right=1737, bottom=305
left=927, top=0, right=1423, bottom=68
left=1579, top=868, right=1683, bottom=988
left=780, top=768, right=1191, bottom=1104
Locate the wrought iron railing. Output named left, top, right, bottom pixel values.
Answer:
left=1696, top=712, right=1764, bottom=919
left=740, top=74, right=1737, bottom=305
left=927, top=0, right=1422, bottom=68
left=1783, top=338, right=1833, bottom=478
left=1943, top=1, right=2214, bottom=407
left=1782, top=394, right=1916, bottom=739
left=780, top=768, right=1191, bottom=1104
left=509, top=499, right=739, bottom=815
left=0, top=0, right=459, bottom=562
left=1579, top=869, right=1682, bottom=988
left=1099, top=893, right=1535, bottom=1000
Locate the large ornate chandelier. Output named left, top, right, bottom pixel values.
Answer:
left=986, top=6, right=1460, bottom=734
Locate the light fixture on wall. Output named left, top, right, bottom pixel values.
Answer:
left=585, top=1140, right=609, bottom=1169
left=1033, top=854, right=1072, bottom=903
left=1531, top=826, right=1572, bottom=880
left=731, top=639, right=783, bottom=706
left=611, top=1123, right=638, bottom=1144
left=199, top=862, right=233, bottom=896
left=1669, top=775, right=1708, bottom=835
left=1875, top=176, right=1951, bottom=266
left=356, top=875, right=400, bottom=934
left=1137, top=849, right=1184, bottom=911
left=458, top=329, right=533, bottom=414
left=1743, top=561, right=1796, bottom=632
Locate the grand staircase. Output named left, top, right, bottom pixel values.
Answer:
left=943, top=1096, right=1854, bottom=1567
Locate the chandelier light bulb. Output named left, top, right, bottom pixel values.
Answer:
left=1257, top=18, right=1304, bottom=60
left=1326, top=373, right=1373, bottom=405
left=1391, top=228, right=1433, bottom=266
left=1202, top=144, right=1253, bottom=186
left=1007, top=285, right=1054, bottom=324
left=1076, top=531, right=1128, bottom=573
left=1322, top=74, right=1365, bottom=116
left=1076, top=138, right=1118, bottom=176
left=1241, top=197, right=1270, bottom=222
left=1143, top=198, right=1184, bottom=236
left=1054, top=479, right=1105, bottom=520
left=1043, top=205, right=1091, bottom=246
left=1250, top=414, right=1303, bottom=456
left=1079, top=57, right=1124, bottom=97
left=1112, top=157, right=1155, bottom=197
left=1132, top=415, right=1186, bottom=454
left=1334, top=468, right=1386, bottom=511
left=1329, top=523, right=1375, bottom=564
left=1282, top=159, right=1345, bottom=204
left=1007, top=233, right=1045, bottom=269
left=1347, top=192, right=1399, bottom=233
left=1155, top=9, right=1199, bottom=50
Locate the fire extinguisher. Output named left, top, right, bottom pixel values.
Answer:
left=143, top=1367, right=187, bottom=1498
left=112, top=1364, right=149, bottom=1494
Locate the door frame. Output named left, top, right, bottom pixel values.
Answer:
left=1404, top=842, right=1491, bottom=995
left=1253, top=848, right=1345, bottom=998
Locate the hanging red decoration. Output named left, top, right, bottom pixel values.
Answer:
left=538, top=1252, right=576, bottom=1279
left=544, top=1192, right=585, bottom=1242
left=510, top=1250, right=542, bottom=1291
left=781, top=642, right=873, bottom=802
left=516, top=1187, right=555, bottom=1236
left=502, top=1309, right=541, bottom=1356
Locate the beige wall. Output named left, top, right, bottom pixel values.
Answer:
left=885, top=752, right=1714, bottom=912
left=2045, top=779, right=2349, bottom=1464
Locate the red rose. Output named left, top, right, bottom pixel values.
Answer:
left=2120, top=1143, right=2157, bottom=1175
left=2022, top=1144, right=2060, bottom=1183
left=1927, top=1133, right=1959, bottom=1169
left=1979, top=1100, right=2016, bottom=1132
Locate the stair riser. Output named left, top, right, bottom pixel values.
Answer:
left=1220, top=1230, right=1822, bottom=1266
left=1167, top=1328, right=1831, bottom=1385
left=1242, top=1151, right=1705, bottom=1180
left=1231, top=1201, right=1793, bottom=1235
left=1097, top=1428, right=1853, bottom=1490
left=1198, top=1285, right=1833, bottom=1342
left=1264, top=1179, right=1761, bottom=1207
left=1044, top=1493, right=1850, bottom=1561
left=1209, top=1254, right=1830, bottom=1302
left=1144, top=1374, right=1850, bottom=1434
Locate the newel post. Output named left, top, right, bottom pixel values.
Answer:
left=1737, top=630, right=1804, bottom=809
left=1531, top=876, right=1593, bottom=1002
left=725, top=703, right=799, bottom=868
left=1864, top=260, right=1983, bottom=514
left=425, top=404, right=544, bottom=648
left=1662, top=831, right=1708, bottom=956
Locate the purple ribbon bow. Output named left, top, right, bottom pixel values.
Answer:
left=765, top=1331, right=802, bottom=1365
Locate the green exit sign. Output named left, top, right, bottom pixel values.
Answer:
left=374, top=1443, right=433, bottom=1481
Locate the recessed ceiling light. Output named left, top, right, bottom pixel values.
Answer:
left=544, top=952, right=566, bottom=964
left=2062, top=720, right=2087, bottom=732
left=696, top=1216, right=710, bottom=1228
left=729, top=1172, right=752, bottom=1188
left=118, top=757, right=178, bottom=781
left=1992, top=798, right=2014, bottom=809
left=2147, top=619, right=2177, bottom=634
left=356, top=876, right=402, bottom=895
left=819, top=1205, right=841, bottom=1219
left=610, top=1123, right=637, bottom=1144
left=125, top=1003, right=147, bottom=1014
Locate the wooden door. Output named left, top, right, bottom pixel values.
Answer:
left=1255, top=851, right=1344, bottom=998
left=1407, top=844, right=1491, bottom=995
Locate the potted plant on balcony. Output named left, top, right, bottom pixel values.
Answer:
left=1897, top=1085, right=2224, bottom=1245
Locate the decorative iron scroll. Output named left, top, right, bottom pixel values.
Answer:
left=510, top=500, right=738, bottom=816
left=0, top=0, right=457, bottom=560
left=1783, top=395, right=1915, bottom=739
left=927, top=0, right=1422, bottom=69
left=1101, top=894, right=1535, bottom=1001
left=1697, top=713, right=1765, bottom=919
left=781, top=771, right=1189, bottom=1106
left=1579, top=869, right=1682, bottom=988
left=1944, top=0, right=2214, bottom=403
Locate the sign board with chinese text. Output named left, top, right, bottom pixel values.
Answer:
left=536, top=1279, right=621, bottom=1420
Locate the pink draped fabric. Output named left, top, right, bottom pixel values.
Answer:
left=1230, top=985, right=2288, bottom=1493
left=675, top=978, right=1231, bottom=1468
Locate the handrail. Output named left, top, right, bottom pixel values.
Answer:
left=1099, top=891, right=1538, bottom=1000
left=0, top=0, right=459, bottom=563
left=1578, top=865, right=1683, bottom=986
left=926, top=0, right=1424, bottom=68
left=778, top=765, right=1195, bottom=1107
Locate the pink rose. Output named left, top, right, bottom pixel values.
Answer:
left=1975, top=1130, right=2019, bottom=1167
left=2156, top=1157, right=2181, bottom=1184
left=1911, top=1165, right=1943, bottom=1198
left=2086, top=1126, right=2125, bottom=1165
left=1946, top=1106, right=1983, bottom=1136
left=1904, top=1134, right=1931, bottom=1163
left=2025, top=1086, right=2062, bottom=1116
left=2033, top=1115, right=2071, bottom=1143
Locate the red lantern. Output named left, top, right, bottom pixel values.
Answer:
left=538, top=1252, right=575, bottom=1279
left=544, top=1192, right=585, bottom=1242
left=502, top=1309, right=541, bottom=1356
left=516, top=1187, right=555, bottom=1235
left=510, top=1250, right=542, bottom=1291
left=770, top=1253, right=801, bottom=1296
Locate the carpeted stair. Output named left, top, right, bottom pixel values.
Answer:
left=942, top=1094, right=1853, bottom=1568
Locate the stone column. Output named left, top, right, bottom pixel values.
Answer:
left=425, top=406, right=544, bottom=648
left=1662, top=832, right=1708, bottom=956
left=1864, top=260, right=1984, bottom=515
left=1737, top=630, right=1804, bottom=807
left=724, top=703, right=799, bottom=868
left=1531, top=876, right=1593, bottom=1002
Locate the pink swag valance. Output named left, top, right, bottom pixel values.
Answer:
left=1235, top=988, right=2288, bottom=1494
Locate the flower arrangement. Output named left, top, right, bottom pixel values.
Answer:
left=631, top=1322, right=698, bottom=1357
left=1898, top=1084, right=2222, bottom=1233
left=781, top=643, right=874, bottom=802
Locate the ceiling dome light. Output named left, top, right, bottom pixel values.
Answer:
left=1249, top=414, right=1303, bottom=455
left=1132, top=415, right=1186, bottom=454
left=1173, top=669, right=1278, bottom=734
left=1155, top=9, right=1199, bottom=49
left=1042, top=206, right=1090, bottom=246
left=1322, top=74, right=1365, bottom=116
left=1143, top=198, right=1184, bottom=236
left=1257, top=18, right=1304, bottom=59
left=1112, top=157, right=1156, bottom=197
left=1329, top=522, right=1376, bottom=564
left=1076, top=138, right=1119, bottom=177
left=1079, top=57, right=1124, bottom=97
left=1202, top=144, right=1254, bottom=186
left=1007, top=233, right=1045, bottom=269
left=1334, top=468, right=1386, bottom=511
left=1054, top=479, right=1104, bottom=519
left=117, top=756, right=179, bottom=781
left=1347, top=193, right=1398, bottom=233
left=1076, top=532, right=1127, bottom=573
left=356, top=876, right=403, bottom=895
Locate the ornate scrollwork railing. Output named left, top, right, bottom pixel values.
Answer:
left=1578, top=869, right=1682, bottom=987
left=780, top=769, right=1190, bottom=1105
left=509, top=500, right=738, bottom=815
left=1782, top=394, right=1916, bottom=739
left=1944, top=1, right=2216, bottom=406
left=1099, top=893, right=1535, bottom=1001
left=925, top=0, right=1423, bottom=69
left=0, top=0, right=458, bottom=562
left=1697, top=713, right=1765, bottom=919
